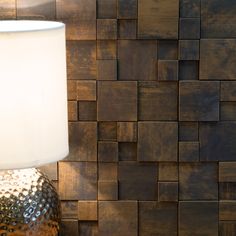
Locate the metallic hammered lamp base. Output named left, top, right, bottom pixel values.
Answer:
left=0, top=168, right=59, bottom=236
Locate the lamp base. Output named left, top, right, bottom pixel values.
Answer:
left=0, top=168, right=59, bottom=236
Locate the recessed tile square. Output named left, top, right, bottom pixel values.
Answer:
left=59, top=162, right=97, bottom=200
left=179, top=40, right=199, bottom=60
left=200, top=39, right=236, bottom=80
left=179, top=201, right=218, bottom=236
left=179, top=163, right=218, bottom=200
left=138, top=122, right=178, bottom=162
left=118, top=40, right=157, bottom=81
left=118, top=162, right=157, bottom=200
left=67, top=122, right=97, bottom=161
left=138, top=0, right=179, bottom=39
left=139, top=82, right=178, bottom=121
left=99, top=201, right=138, bottom=236
left=179, top=81, right=220, bottom=121
left=98, top=81, right=137, bottom=121
left=201, top=0, right=236, bottom=38
left=200, top=122, right=236, bottom=161
left=139, top=202, right=177, bottom=236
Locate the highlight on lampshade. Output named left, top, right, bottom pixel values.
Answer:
left=0, top=20, right=69, bottom=170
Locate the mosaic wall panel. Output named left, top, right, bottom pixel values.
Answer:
left=4, top=0, right=236, bottom=235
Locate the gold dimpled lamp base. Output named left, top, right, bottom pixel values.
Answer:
left=0, top=168, right=59, bottom=236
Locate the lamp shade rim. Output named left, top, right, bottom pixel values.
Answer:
left=0, top=20, right=65, bottom=33
left=0, top=150, right=69, bottom=170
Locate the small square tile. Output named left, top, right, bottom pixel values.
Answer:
left=118, top=143, right=137, bottom=161
left=78, top=101, right=97, bottom=121
left=179, top=40, right=199, bottom=60
left=179, top=18, right=200, bottom=39
left=118, top=20, right=136, bottom=39
left=158, top=182, right=178, bottom=202
left=179, top=142, right=199, bottom=162
left=179, top=61, right=199, bottom=80
left=158, top=41, right=178, bottom=60
left=98, top=122, right=117, bottom=141
left=97, top=19, right=117, bottom=40
left=78, top=201, right=97, bottom=221
left=77, top=81, right=96, bottom=101
left=117, top=0, right=137, bottom=19
left=97, top=60, right=117, bottom=80
left=158, top=60, right=178, bottom=81
left=98, top=181, right=118, bottom=200
left=158, top=163, right=178, bottom=182
left=98, top=142, right=118, bottom=162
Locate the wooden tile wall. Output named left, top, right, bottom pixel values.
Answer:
left=5, top=0, right=236, bottom=235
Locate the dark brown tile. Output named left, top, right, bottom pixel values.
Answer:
left=179, top=163, right=218, bottom=200
left=220, top=183, right=236, bottom=200
left=78, top=201, right=97, bottom=221
left=179, top=61, right=199, bottom=80
left=179, top=201, right=218, bottom=236
left=139, top=82, right=178, bottom=121
left=117, top=122, right=137, bottom=142
left=158, top=40, right=178, bottom=60
left=219, top=221, right=236, bottom=236
left=98, top=141, right=118, bottom=162
left=221, top=102, right=236, bottom=121
left=158, top=163, right=178, bottom=182
left=179, top=142, right=199, bottom=162
left=118, top=162, right=157, bottom=200
left=179, top=122, right=199, bottom=141
left=60, top=220, right=79, bottom=236
left=221, top=82, right=236, bottom=101
left=138, top=122, right=178, bottom=162
left=180, top=0, right=200, bottom=17
left=97, top=0, right=117, bottom=19
left=118, top=143, right=137, bottom=161
left=98, top=163, right=117, bottom=181
left=68, top=101, right=78, bottom=121
left=98, top=181, right=118, bottom=200
left=179, top=40, right=199, bottom=60
left=99, top=201, right=138, bottom=236
left=200, top=39, right=236, bottom=80
left=158, top=60, right=178, bottom=81
left=97, top=60, right=117, bottom=80
left=139, top=202, right=177, bottom=236
left=219, top=162, right=236, bottom=182
left=67, top=41, right=96, bottom=80
left=179, top=81, right=220, bottom=121
left=179, top=18, right=200, bottom=39
left=117, top=0, right=137, bottom=19
left=97, top=19, right=117, bottom=40
left=97, top=81, right=137, bottom=121
left=61, top=201, right=78, bottom=219
left=67, top=122, right=97, bottom=161
left=200, top=122, right=236, bottom=161
left=138, top=0, right=179, bottom=39
left=59, top=162, right=97, bottom=200
left=220, top=202, right=236, bottom=221
left=158, top=182, right=178, bottom=202
left=118, top=40, right=157, bottom=81
left=78, top=101, right=97, bottom=121
left=118, top=20, right=136, bottom=39
left=97, top=40, right=117, bottom=60
left=56, top=0, right=96, bottom=40
left=98, top=122, right=117, bottom=141
left=201, top=0, right=236, bottom=38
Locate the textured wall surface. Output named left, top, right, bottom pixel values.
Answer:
left=2, top=0, right=236, bottom=235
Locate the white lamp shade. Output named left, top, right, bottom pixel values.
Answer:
left=0, top=20, right=69, bottom=170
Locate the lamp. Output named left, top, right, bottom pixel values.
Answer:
left=0, top=20, right=68, bottom=235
